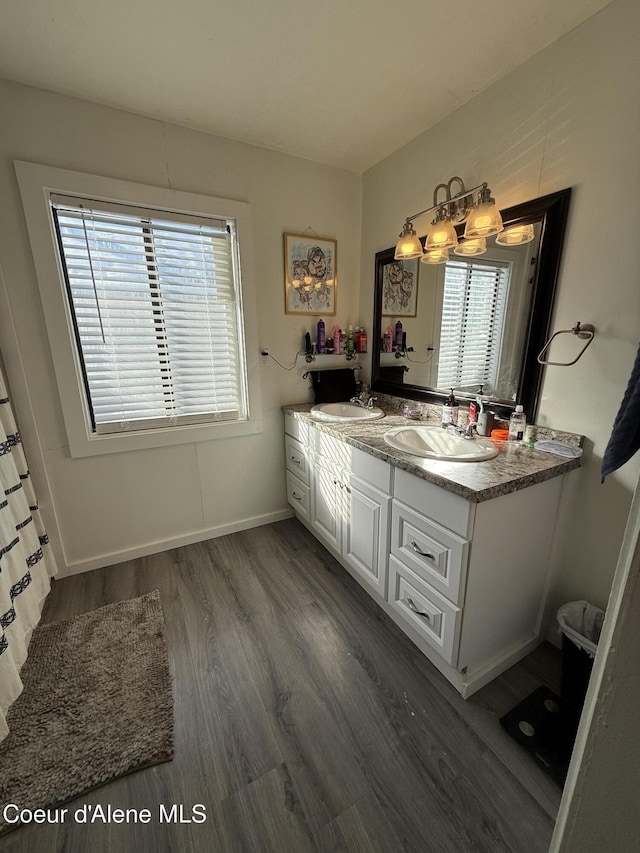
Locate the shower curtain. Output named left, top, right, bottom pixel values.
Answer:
left=0, top=361, right=57, bottom=741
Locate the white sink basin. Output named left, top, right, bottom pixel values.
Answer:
left=310, top=402, right=386, bottom=422
left=383, top=425, right=499, bottom=462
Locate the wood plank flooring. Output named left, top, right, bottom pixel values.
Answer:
left=1, top=519, right=563, bottom=853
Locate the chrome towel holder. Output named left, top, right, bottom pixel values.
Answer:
left=537, top=321, right=595, bottom=366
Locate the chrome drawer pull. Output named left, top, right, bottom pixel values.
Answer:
left=290, top=455, right=302, bottom=465
left=292, top=491, right=303, bottom=501
left=406, top=597, right=431, bottom=621
left=410, top=541, right=435, bottom=560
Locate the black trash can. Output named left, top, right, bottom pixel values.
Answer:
left=557, top=600, right=605, bottom=710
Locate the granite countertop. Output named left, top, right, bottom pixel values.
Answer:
left=283, top=403, right=583, bottom=503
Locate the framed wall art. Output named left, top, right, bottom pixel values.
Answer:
left=381, top=256, right=419, bottom=317
left=284, top=232, right=337, bottom=315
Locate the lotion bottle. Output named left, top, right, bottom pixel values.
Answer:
left=508, top=405, right=527, bottom=442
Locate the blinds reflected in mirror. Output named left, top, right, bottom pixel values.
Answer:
left=436, top=258, right=510, bottom=393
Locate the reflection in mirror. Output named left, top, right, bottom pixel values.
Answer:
left=372, top=189, right=571, bottom=419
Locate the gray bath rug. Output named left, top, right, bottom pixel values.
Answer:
left=0, top=590, right=174, bottom=833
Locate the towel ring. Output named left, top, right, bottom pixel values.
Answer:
left=537, top=321, right=595, bottom=366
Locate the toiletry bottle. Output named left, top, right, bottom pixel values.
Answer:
left=356, top=326, right=367, bottom=353
left=508, top=404, right=527, bottom=442
left=317, top=319, right=326, bottom=354
left=385, top=325, right=393, bottom=353
left=333, top=326, right=341, bottom=353
left=468, top=400, right=477, bottom=426
left=340, top=329, right=347, bottom=353
left=395, top=320, right=403, bottom=351
left=347, top=325, right=356, bottom=354
left=442, top=389, right=459, bottom=427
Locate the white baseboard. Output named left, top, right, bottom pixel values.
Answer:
left=57, top=508, right=295, bottom=577
left=460, top=635, right=542, bottom=698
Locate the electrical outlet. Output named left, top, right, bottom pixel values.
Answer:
left=260, top=347, right=269, bottom=364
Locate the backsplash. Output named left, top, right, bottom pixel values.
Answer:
left=371, top=392, right=584, bottom=448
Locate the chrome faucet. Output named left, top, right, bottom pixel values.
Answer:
left=350, top=384, right=376, bottom=408
left=445, top=421, right=476, bottom=440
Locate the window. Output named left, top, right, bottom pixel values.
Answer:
left=51, top=196, right=247, bottom=434
left=436, top=258, right=510, bottom=393
left=16, top=162, right=260, bottom=457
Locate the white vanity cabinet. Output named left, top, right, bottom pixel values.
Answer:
left=387, top=468, right=562, bottom=694
left=284, top=412, right=566, bottom=697
left=311, top=430, right=391, bottom=597
left=285, top=414, right=391, bottom=597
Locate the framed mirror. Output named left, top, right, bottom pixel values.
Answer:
left=371, top=188, right=571, bottom=419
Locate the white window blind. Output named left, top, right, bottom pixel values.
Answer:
left=50, top=195, right=248, bottom=435
left=436, top=258, right=510, bottom=393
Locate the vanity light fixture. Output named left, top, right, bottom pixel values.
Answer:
left=495, top=223, right=535, bottom=246
left=453, top=237, right=487, bottom=257
left=421, top=247, right=450, bottom=264
left=395, top=221, right=424, bottom=260
left=394, top=176, right=504, bottom=261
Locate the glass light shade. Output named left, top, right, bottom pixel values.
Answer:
left=495, top=223, right=535, bottom=246
left=420, top=248, right=449, bottom=265
left=464, top=198, right=504, bottom=239
left=394, top=223, right=423, bottom=260
left=425, top=216, right=458, bottom=251
left=453, top=237, right=487, bottom=256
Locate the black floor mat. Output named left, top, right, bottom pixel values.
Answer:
left=499, top=685, right=581, bottom=785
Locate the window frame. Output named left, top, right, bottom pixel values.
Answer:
left=15, top=161, right=261, bottom=458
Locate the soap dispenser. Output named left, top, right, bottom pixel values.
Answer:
left=442, top=389, right=459, bottom=427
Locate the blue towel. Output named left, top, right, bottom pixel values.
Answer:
left=601, top=341, right=640, bottom=481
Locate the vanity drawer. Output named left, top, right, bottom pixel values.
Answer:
left=285, top=434, right=310, bottom=485
left=393, top=468, right=471, bottom=537
left=284, top=412, right=311, bottom=444
left=391, top=501, right=468, bottom=605
left=388, top=555, right=461, bottom=665
left=286, top=471, right=310, bottom=520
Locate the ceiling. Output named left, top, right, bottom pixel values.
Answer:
left=0, top=0, right=613, bottom=173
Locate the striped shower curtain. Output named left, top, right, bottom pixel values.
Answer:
left=0, top=362, right=57, bottom=741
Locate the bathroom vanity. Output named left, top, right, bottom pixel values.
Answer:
left=283, top=404, right=582, bottom=697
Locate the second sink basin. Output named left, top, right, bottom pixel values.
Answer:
left=383, top=425, right=499, bottom=462
left=310, top=402, right=386, bottom=422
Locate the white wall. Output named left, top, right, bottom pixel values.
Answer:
left=0, top=79, right=362, bottom=573
left=360, top=0, right=640, bottom=620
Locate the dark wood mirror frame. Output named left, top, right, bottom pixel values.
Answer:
left=371, top=187, right=572, bottom=420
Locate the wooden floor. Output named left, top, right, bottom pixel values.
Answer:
left=4, top=518, right=563, bottom=853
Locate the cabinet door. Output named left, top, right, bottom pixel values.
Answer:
left=343, top=473, right=390, bottom=597
left=310, top=456, right=343, bottom=552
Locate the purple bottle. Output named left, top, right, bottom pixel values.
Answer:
left=395, top=321, right=403, bottom=351
left=317, top=319, right=326, bottom=354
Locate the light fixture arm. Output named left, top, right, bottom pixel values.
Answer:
left=402, top=181, right=488, bottom=227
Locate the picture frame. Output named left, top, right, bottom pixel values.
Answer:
left=381, top=256, right=419, bottom=317
left=284, top=232, right=337, bottom=315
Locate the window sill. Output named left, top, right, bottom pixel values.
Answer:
left=68, top=417, right=263, bottom=458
